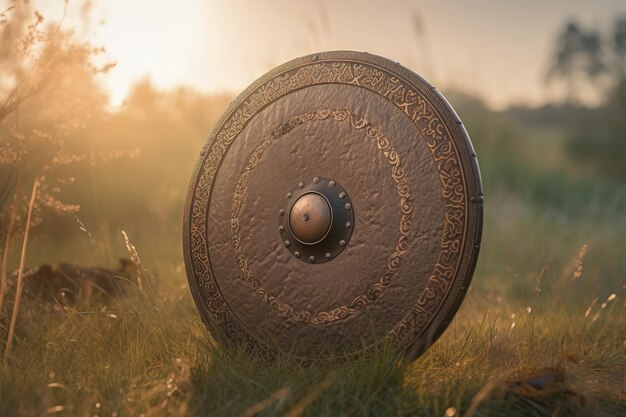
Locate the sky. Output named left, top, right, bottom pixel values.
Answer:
left=38, top=0, right=626, bottom=110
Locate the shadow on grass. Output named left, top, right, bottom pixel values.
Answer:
left=186, top=339, right=417, bottom=417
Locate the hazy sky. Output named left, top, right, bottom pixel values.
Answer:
left=42, top=0, right=626, bottom=109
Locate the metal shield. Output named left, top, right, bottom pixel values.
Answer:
left=183, top=51, right=483, bottom=361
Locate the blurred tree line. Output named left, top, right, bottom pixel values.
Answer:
left=548, top=16, right=626, bottom=180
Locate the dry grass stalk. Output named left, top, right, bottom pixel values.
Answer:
left=2, top=177, right=38, bottom=367
left=570, top=243, right=588, bottom=281
left=122, top=230, right=144, bottom=294
left=0, top=173, right=21, bottom=313
left=281, top=372, right=336, bottom=417
left=235, top=387, right=289, bottom=417
left=462, top=375, right=499, bottom=417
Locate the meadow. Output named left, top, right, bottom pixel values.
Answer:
left=0, top=80, right=624, bottom=417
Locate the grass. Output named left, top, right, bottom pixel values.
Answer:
left=0, top=201, right=623, bottom=417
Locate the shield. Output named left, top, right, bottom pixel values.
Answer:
left=183, top=51, right=483, bottom=361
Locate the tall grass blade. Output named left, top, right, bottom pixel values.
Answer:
left=2, top=177, right=38, bottom=367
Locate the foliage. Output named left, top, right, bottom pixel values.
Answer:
left=37, top=79, right=232, bottom=244
left=547, top=16, right=626, bottom=102
left=548, top=16, right=626, bottom=179
left=566, top=78, right=626, bottom=179
left=546, top=21, right=607, bottom=102
left=0, top=1, right=116, bottom=234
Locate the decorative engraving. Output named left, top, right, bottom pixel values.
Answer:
left=231, top=108, right=412, bottom=325
left=185, top=54, right=469, bottom=356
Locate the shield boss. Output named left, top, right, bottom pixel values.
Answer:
left=183, top=51, right=483, bottom=360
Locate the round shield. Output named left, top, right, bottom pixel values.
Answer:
left=183, top=51, right=483, bottom=361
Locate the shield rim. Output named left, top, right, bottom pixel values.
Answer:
left=182, top=50, right=484, bottom=360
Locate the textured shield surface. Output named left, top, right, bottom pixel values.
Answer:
left=183, top=51, right=483, bottom=361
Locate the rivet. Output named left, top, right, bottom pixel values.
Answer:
left=339, top=192, right=346, bottom=199
left=309, top=256, right=316, bottom=263
left=287, top=192, right=292, bottom=198
left=470, top=196, right=477, bottom=203
left=325, top=252, right=331, bottom=259
left=328, top=180, right=336, bottom=188
left=339, top=240, right=346, bottom=246
left=279, top=209, right=285, bottom=216
left=284, top=240, right=291, bottom=247
left=312, top=54, right=319, bottom=61
left=294, top=251, right=300, bottom=258
left=345, top=222, right=352, bottom=228
left=298, top=182, right=304, bottom=188
left=313, top=177, right=320, bottom=184
left=345, top=203, right=352, bottom=210
left=279, top=225, right=284, bottom=232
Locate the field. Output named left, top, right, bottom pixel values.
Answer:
left=0, top=85, right=624, bottom=417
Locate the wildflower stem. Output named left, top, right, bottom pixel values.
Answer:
left=3, top=177, right=38, bottom=367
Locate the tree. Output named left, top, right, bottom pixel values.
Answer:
left=546, top=21, right=608, bottom=103
left=547, top=17, right=626, bottom=179
left=612, top=17, right=626, bottom=76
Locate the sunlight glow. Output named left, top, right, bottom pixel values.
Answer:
left=95, top=1, right=223, bottom=107
left=39, top=0, right=624, bottom=109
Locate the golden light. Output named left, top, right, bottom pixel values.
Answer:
left=39, top=0, right=623, bottom=109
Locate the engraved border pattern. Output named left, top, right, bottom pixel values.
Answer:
left=231, top=107, right=412, bottom=325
